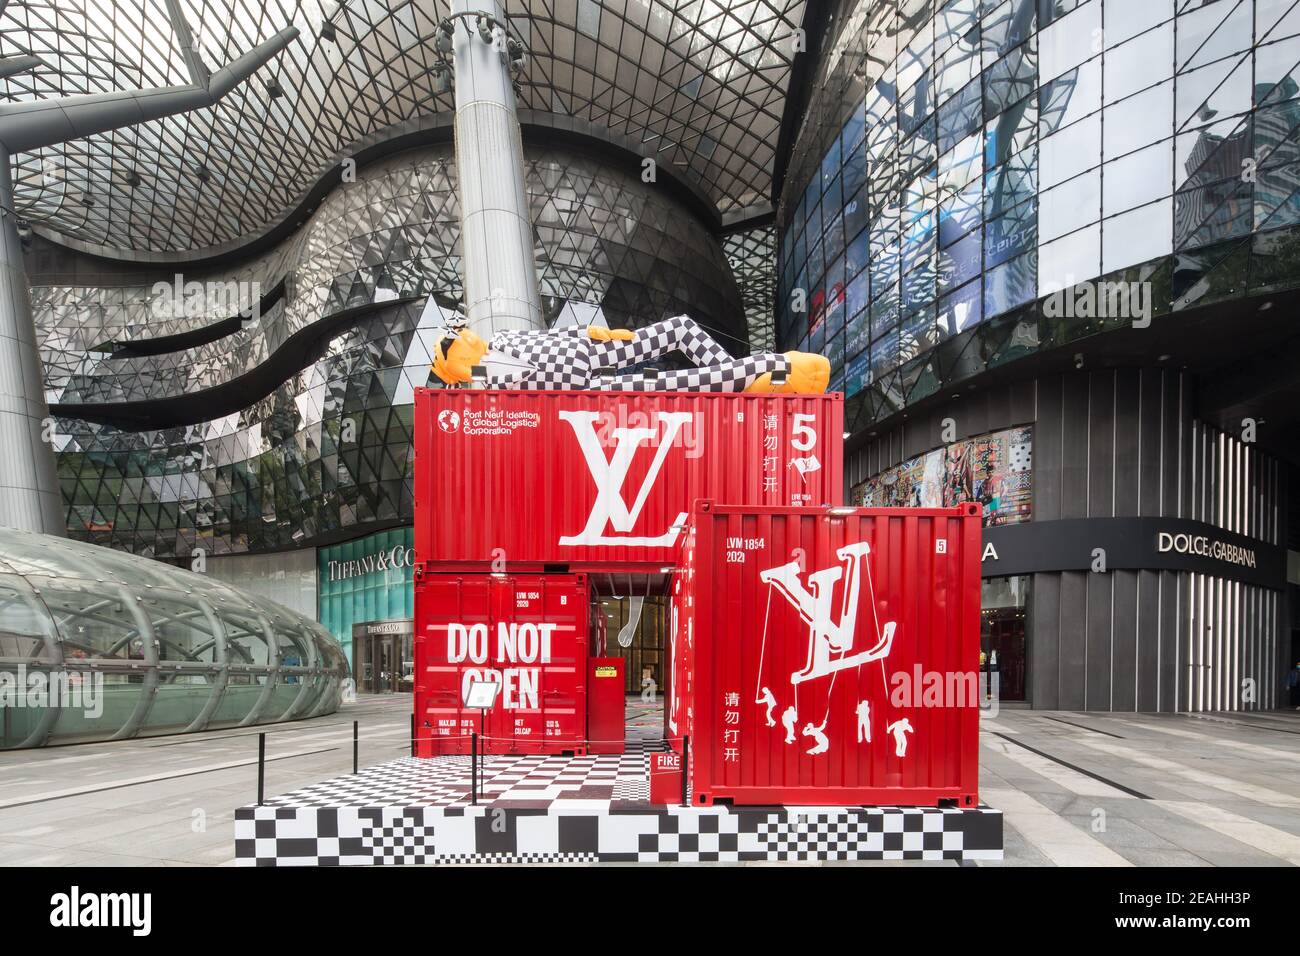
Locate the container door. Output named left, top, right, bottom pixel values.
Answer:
left=482, top=576, right=531, bottom=752
left=488, top=575, right=581, bottom=753
left=415, top=576, right=487, bottom=755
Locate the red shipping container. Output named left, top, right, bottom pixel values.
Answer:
left=414, top=389, right=843, bottom=572
left=415, top=573, right=592, bottom=756
left=672, top=501, right=982, bottom=807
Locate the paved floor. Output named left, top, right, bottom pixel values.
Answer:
left=0, top=697, right=1296, bottom=866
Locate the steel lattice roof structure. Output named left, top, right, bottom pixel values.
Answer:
left=1, top=0, right=806, bottom=255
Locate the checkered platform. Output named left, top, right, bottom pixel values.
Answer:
left=273, top=724, right=665, bottom=810
left=235, top=747, right=1003, bottom=865
left=235, top=799, right=1003, bottom=866
left=235, top=699, right=1001, bottom=865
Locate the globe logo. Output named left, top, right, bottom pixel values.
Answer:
left=437, top=409, right=461, bottom=433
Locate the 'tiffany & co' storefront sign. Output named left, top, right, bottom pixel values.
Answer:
left=326, top=543, right=415, bottom=582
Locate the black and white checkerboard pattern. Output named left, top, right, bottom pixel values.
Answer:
left=596, top=353, right=787, bottom=392
left=484, top=315, right=787, bottom=391
left=236, top=800, right=1002, bottom=866
left=235, top=747, right=1003, bottom=866
left=262, top=738, right=661, bottom=810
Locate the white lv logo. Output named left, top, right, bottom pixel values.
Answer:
left=558, top=410, right=692, bottom=546
left=760, top=541, right=895, bottom=685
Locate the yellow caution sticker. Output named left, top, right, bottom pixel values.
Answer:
left=594, top=666, right=618, bottom=678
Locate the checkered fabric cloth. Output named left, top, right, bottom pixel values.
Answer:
left=488, top=327, right=592, bottom=388
left=482, top=315, right=788, bottom=391
left=596, top=353, right=787, bottom=392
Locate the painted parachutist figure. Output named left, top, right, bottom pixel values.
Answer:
left=802, top=720, right=829, bottom=756
left=781, top=705, right=798, bottom=744
left=430, top=315, right=829, bottom=393
left=856, top=699, right=871, bottom=744
left=756, top=686, right=777, bottom=727
left=886, top=718, right=914, bottom=757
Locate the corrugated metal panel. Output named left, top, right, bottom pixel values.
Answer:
left=415, top=388, right=843, bottom=571
left=414, top=572, right=593, bottom=755
left=1178, top=572, right=1279, bottom=712
left=672, top=501, right=982, bottom=807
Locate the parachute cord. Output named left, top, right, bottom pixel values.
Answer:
left=821, top=668, right=837, bottom=727
left=865, top=556, right=892, bottom=700
left=754, top=586, right=772, bottom=704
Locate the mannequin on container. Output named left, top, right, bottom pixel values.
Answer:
left=430, top=314, right=829, bottom=392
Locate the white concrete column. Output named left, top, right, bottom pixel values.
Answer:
left=451, top=0, right=543, bottom=336
left=0, top=148, right=63, bottom=533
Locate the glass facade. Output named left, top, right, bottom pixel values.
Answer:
left=0, top=528, right=348, bottom=748
left=42, top=146, right=747, bottom=559
left=722, top=225, right=779, bottom=351
left=317, top=527, right=415, bottom=664
left=777, top=0, right=1300, bottom=434
left=3, top=1, right=805, bottom=252
left=40, top=145, right=745, bottom=411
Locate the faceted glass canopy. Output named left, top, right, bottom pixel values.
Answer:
left=1, top=0, right=806, bottom=253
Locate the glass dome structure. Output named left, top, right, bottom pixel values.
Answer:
left=0, top=528, right=348, bottom=748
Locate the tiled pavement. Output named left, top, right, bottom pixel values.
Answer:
left=0, top=696, right=1296, bottom=865
left=977, top=709, right=1300, bottom=866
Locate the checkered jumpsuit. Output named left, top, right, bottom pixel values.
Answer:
left=484, top=315, right=789, bottom=391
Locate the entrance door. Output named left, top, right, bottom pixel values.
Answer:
left=353, top=633, right=396, bottom=694
left=351, top=621, right=415, bottom=694
left=373, top=636, right=395, bottom=693
left=981, top=575, right=1029, bottom=702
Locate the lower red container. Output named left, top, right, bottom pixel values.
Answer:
left=415, top=573, right=593, bottom=756
left=672, top=501, right=982, bottom=807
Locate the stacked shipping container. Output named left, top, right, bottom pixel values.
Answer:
left=412, top=388, right=845, bottom=756
left=669, top=501, right=983, bottom=807
left=414, top=389, right=844, bottom=570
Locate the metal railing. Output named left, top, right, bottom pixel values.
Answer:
left=252, top=718, right=690, bottom=807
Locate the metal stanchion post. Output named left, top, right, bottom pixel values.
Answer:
left=471, top=732, right=478, bottom=806
left=681, top=734, right=690, bottom=807
left=410, top=713, right=415, bottom=757
left=257, top=732, right=266, bottom=806
left=353, top=720, right=359, bottom=774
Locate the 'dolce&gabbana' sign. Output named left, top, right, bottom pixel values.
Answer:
left=1156, top=531, right=1256, bottom=569
left=980, top=517, right=1283, bottom=589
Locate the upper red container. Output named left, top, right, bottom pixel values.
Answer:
left=415, top=572, right=593, bottom=756
left=414, top=389, right=843, bottom=572
left=671, top=501, right=982, bottom=807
